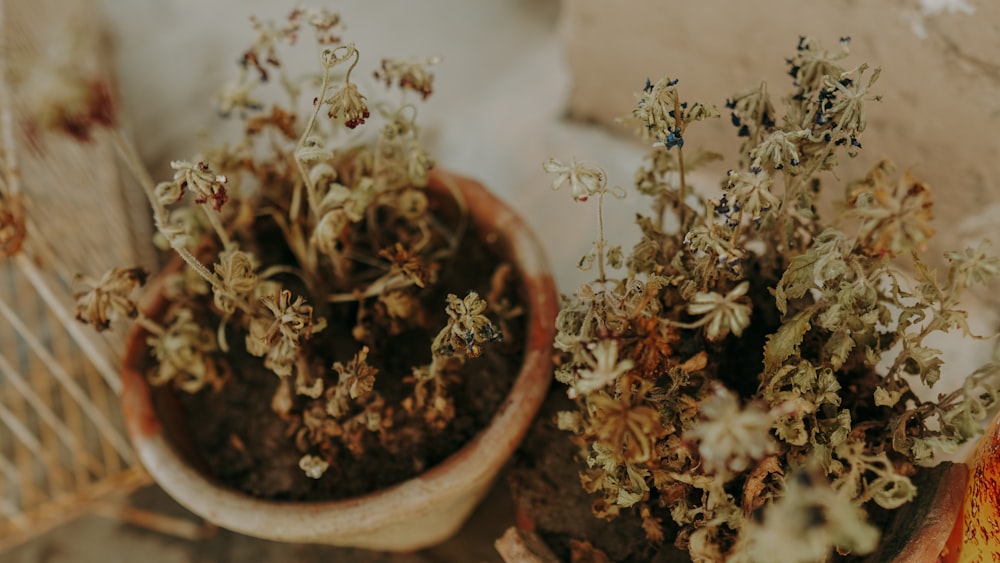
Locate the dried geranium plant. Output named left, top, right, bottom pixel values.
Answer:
left=546, top=37, right=1000, bottom=561
left=70, top=8, right=512, bottom=486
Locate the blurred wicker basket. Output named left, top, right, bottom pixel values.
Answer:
left=0, top=0, right=157, bottom=550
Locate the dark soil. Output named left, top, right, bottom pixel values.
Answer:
left=507, top=391, right=689, bottom=563
left=148, top=204, right=526, bottom=502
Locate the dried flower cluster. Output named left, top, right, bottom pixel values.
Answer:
left=72, top=8, right=510, bottom=482
left=548, top=37, right=999, bottom=561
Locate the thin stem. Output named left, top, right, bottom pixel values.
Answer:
left=343, top=47, right=360, bottom=84
left=108, top=130, right=254, bottom=315
left=673, top=90, right=688, bottom=228
left=135, top=314, right=165, bottom=337
left=293, top=64, right=331, bottom=220
left=665, top=317, right=708, bottom=330
left=729, top=209, right=745, bottom=245
left=326, top=274, right=415, bottom=303
left=597, top=189, right=608, bottom=284
left=201, top=206, right=231, bottom=248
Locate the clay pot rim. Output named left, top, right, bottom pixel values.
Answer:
left=121, top=168, right=557, bottom=538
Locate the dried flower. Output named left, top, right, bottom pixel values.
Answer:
left=169, top=160, right=229, bottom=211
left=568, top=340, right=634, bottom=399
left=543, top=158, right=606, bottom=202
left=724, top=169, right=779, bottom=222
left=587, top=389, right=665, bottom=464
left=298, top=454, right=330, bottom=479
left=291, top=6, right=342, bottom=44
left=245, top=105, right=297, bottom=139
left=74, top=267, right=148, bottom=331
left=687, top=281, right=752, bottom=341
left=631, top=76, right=679, bottom=140
left=685, top=385, right=776, bottom=475
left=332, top=346, right=378, bottom=401
left=146, top=309, right=220, bottom=393
left=786, top=35, right=850, bottom=91
left=67, top=7, right=517, bottom=504
left=325, top=82, right=369, bottom=129
left=215, top=67, right=262, bottom=116
left=946, top=239, right=1000, bottom=290
left=750, top=129, right=810, bottom=171
left=243, top=14, right=298, bottom=76
left=213, top=248, right=258, bottom=314
left=0, top=197, right=27, bottom=257
left=312, top=209, right=348, bottom=257
left=726, top=82, right=777, bottom=136
left=821, top=63, right=881, bottom=138
left=849, top=161, right=934, bottom=256
left=246, top=289, right=324, bottom=378
left=738, top=470, right=879, bottom=562
left=379, top=242, right=435, bottom=288
left=438, top=292, right=501, bottom=359
left=374, top=56, right=441, bottom=99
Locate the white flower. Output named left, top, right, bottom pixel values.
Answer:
left=737, top=471, right=879, bottom=561
left=750, top=129, right=810, bottom=171
left=685, top=385, right=776, bottom=475
left=569, top=340, right=634, bottom=399
left=298, top=454, right=330, bottom=479
left=169, top=160, right=228, bottom=211
left=725, top=169, right=780, bottom=222
left=688, top=281, right=752, bottom=341
left=543, top=158, right=606, bottom=202
left=325, top=82, right=369, bottom=129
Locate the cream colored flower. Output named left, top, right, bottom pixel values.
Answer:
left=213, top=248, right=258, bottom=314
left=569, top=340, right=634, bottom=399
left=374, top=56, right=441, bottom=99
left=687, top=281, right=752, bottom=341
left=332, top=346, right=378, bottom=401
left=685, top=385, right=776, bottom=475
left=146, top=309, right=219, bottom=393
left=750, top=129, right=810, bottom=171
left=440, top=292, right=500, bottom=358
left=543, top=158, right=606, bottom=202
left=73, top=267, right=148, bottom=331
left=737, top=470, right=879, bottom=562
left=325, top=82, right=370, bottom=129
left=169, top=160, right=228, bottom=211
left=298, top=454, right=330, bottom=479
left=725, top=169, right=780, bottom=222
left=246, top=289, right=325, bottom=378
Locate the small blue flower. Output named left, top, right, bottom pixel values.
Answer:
left=663, top=129, right=684, bottom=149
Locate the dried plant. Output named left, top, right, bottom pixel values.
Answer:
left=68, top=8, right=511, bottom=482
left=547, top=37, right=1000, bottom=561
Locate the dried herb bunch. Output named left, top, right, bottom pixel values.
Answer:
left=72, top=8, right=511, bottom=482
left=548, top=37, right=1000, bottom=561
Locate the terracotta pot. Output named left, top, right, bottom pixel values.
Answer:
left=939, top=409, right=1000, bottom=562
left=121, top=169, right=558, bottom=551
